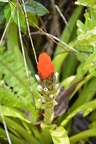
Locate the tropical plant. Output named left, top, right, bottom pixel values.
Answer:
left=0, top=0, right=96, bottom=144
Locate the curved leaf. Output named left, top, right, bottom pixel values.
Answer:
left=70, top=128, right=96, bottom=144
left=1, top=105, right=30, bottom=123
left=61, top=99, right=96, bottom=126
left=0, top=128, right=25, bottom=144
left=50, top=126, right=70, bottom=144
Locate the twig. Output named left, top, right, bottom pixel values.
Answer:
left=17, top=0, right=36, bottom=109
left=0, top=105, right=12, bottom=144
left=55, top=5, right=71, bottom=33
left=30, top=31, right=79, bottom=53
left=6, top=0, right=78, bottom=53
left=21, top=0, right=38, bottom=64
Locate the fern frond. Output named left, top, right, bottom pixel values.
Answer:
left=0, top=47, right=40, bottom=110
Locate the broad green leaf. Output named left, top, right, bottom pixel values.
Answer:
left=70, top=128, right=96, bottom=144
left=24, top=0, right=49, bottom=16
left=50, top=126, right=70, bottom=144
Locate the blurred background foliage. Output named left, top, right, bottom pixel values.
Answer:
left=0, top=0, right=96, bottom=143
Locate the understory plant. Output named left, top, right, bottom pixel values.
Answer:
left=0, top=0, right=96, bottom=144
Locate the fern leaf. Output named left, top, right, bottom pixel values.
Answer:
left=0, top=47, right=40, bottom=110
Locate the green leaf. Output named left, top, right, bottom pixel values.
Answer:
left=40, top=125, right=53, bottom=144
left=5, top=2, right=26, bottom=33
left=0, top=0, right=8, bottom=2
left=61, top=55, right=78, bottom=80
left=0, top=117, right=40, bottom=144
left=75, top=0, right=96, bottom=8
left=1, top=105, right=30, bottom=123
left=4, top=4, right=11, bottom=21
left=24, top=0, right=49, bottom=16
left=70, top=128, right=96, bottom=144
left=61, top=75, right=76, bottom=89
left=83, top=51, right=96, bottom=72
left=70, top=71, right=96, bottom=99
left=70, top=78, right=96, bottom=111
left=10, top=2, right=26, bottom=33
left=53, top=6, right=83, bottom=72
left=0, top=47, right=40, bottom=121
left=50, top=127, right=70, bottom=144
left=0, top=128, right=25, bottom=144
left=77, top=12, right=94, bottom=35
left=27, top=12, right=38, bottom=27
left=61, top=99, right=96, bottom=127
left=77, top=26, right=96, bottom=46
left=76, top=8, right=96, bottom=46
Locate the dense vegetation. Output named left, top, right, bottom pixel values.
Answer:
left=0, top=0, right=96, bottom=143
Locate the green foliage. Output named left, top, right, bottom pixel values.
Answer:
left=0, top=47, right=37, bottom=105
left=0, top=45, right=41, bottom=124
left=53, top=5, right=83, bottom=74
left=50, top=127, right=70, bottom=144
left=24, top=0, right=49, bottom=16
left=0, top=117, right=40, bottom=144
left=75, top=0, right=96, bottom=8
left=1, top=0, right=96, bottom=143
left=52, top=0, right=96, bottom=143
left=0, top=2, right=5, bottom=24
left=61, top=99, right=96, bottom=126
left=0, top=0, right=48, bottom=29
left=0, top=0, right=8, bottom=2
left=70, top=128, right=96, bottom=143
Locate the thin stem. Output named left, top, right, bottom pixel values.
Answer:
left=0, top=3, right=16, bottom=45
left=17, top=1, right=36, bottom=109
left=31, top=31, right=79, bottom=53
left=21, top=0, right=38, bottom=64
left=0, top=105, right=12, bottom=144
left=55, top=5, right=71, bottom=33
left=6, top=0, right=78, bottom=54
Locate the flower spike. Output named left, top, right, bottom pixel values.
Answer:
left=36, top=52, right=59, bottom=125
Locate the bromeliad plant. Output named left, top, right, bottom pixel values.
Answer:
left=35, top=52, right=59, bottom=125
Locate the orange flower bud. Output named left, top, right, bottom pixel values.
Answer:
left=37, top=52, right=54, bottom=79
